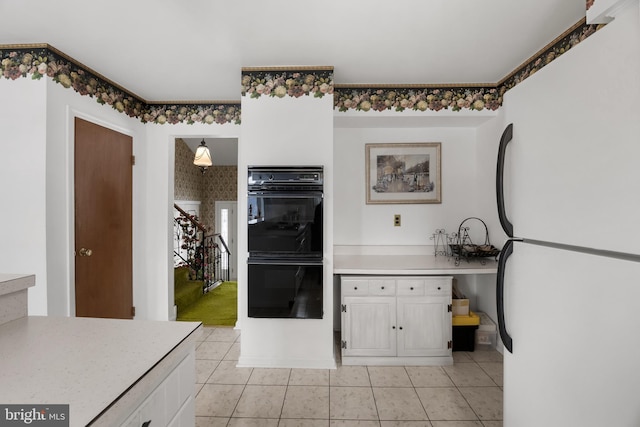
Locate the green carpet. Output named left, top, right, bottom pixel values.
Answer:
left=174, top=267, right=203, bottom=311
left=177, top=281, right=237, bottom=326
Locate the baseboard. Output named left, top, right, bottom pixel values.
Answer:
left=341, top=355, right=453, bottom=366
left=237, top=355, right=337, bottom=370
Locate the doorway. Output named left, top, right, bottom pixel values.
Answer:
left=172, top=137, right=238, bottom=326
left=74, top=117, right=133, bottom=319
left=216, top=201, right=238, bottom=281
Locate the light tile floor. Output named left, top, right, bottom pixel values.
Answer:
left=194, top=326, right=503, bottom=427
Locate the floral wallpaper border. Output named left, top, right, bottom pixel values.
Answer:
left=144, top=102, right=240, bottom=125
left=1, top=18, right=602, bottom=120
left=241, top=66, right=334, bottom=99
left=498, top=19, right=600, bottom=93
left=334, top=19, right=601, bottom=113
left=334, top=85, right=501, bottom=113
left=0, top=44, right=241, bottom=125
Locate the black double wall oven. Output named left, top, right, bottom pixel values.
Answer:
left=247, top=166, right=323, bottom=319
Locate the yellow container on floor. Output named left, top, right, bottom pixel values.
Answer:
left=452, top=311, right=480, bottom=326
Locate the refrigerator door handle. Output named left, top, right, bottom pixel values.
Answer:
left=497, top=238, right=514, bottom=353
left=496, top=123, right=514, bottom=238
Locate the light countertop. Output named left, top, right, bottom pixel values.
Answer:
left=0, top=273, right=35, bottom=326
left=334, top=245, right=498, bottom=275
left=0, top=316, right=201, bottom=426
left=0, top=273, right=35, bottom=296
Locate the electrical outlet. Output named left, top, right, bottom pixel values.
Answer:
left=394, top=214, right=401, bottom=227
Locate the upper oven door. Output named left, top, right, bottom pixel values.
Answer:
left=248, top=191, right=323, bottom=257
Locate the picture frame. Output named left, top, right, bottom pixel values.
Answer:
left=365, top=142, right=442, bottom=204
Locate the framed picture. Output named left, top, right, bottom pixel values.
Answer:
left=366, top=142, right=441, bottom=204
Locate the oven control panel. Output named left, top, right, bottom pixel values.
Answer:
left=248, top=166, right=323, bottom=187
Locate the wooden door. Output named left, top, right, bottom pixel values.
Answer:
left=74, top=117, right=133, bottom=319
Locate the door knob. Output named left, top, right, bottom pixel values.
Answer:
left=79, top=248, right=93, bottom=257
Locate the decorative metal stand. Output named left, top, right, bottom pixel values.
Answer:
left=430, top=229, right=450, bottom=257
left=448, top=232, right=460, bottom=263
left=449, top=217, right=500, bottom=266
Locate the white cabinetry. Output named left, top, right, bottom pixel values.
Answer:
left=341, top=276, right=453, bottom=366
left=121, top=350, right=196, bottom=427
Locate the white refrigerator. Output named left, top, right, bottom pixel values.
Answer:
left=494, top=5, right=640, bottom=425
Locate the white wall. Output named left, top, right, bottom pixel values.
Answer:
left=0, top=78, right=48, bottom=314
left=238, top=94, right=335, bottom=368
left=0, top=75, right=242, bottom=320
left=333, top=122, right=502, bottom=326
left=333, top=126, right=486, bottom=246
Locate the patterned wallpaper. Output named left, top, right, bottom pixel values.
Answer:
left=174, top=138, right=237, bottom=232
left=201, top=166, right=238, bottom=234
left=174, top=138, right=203, bottom=202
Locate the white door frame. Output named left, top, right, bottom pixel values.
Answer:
left=215, top=201, right=238, bottom=281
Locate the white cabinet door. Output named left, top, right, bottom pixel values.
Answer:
left=168, top=397, right=194, bottom=427
left=397, top=296, right=451, bottom=357
left=343, top=296, right=396, bottom=357
left=138, top=384, right=166, bottom=427
left=119, top=350, right=196, bottom=427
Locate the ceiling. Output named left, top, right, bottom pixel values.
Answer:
left=0, top=0, right=586, bottom=103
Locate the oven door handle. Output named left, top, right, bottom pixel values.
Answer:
left=248, top=191, right=324, bottom=198
left=247, top=257, right=323, bottom=266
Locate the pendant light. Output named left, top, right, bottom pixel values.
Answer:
left=193, top=139, right=213, bottom=174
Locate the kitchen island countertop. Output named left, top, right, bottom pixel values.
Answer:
left=0, top=315, right=201, bottom=426
left=0, top=273, right=35, bottom=296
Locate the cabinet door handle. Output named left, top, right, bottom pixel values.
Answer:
left=142, top=421, right=152, bottom=427
left=354, top=286, right=358, bottom=290
left=381, top=286, right=385, bottom=289
left=392, top=326, right=396, bottom=329
left=437, top=286, right=441, bottom=290
left=410, top=287, right=414, bottom=290
left=399, top=326, right=403, bottom=330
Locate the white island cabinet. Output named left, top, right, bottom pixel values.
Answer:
left=341, top=275, right=453, bottom=366
left=0, top=274, right=201, bottom=427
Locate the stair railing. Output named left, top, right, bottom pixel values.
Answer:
left=203, top=233, right=231, bottom=291
left=174, top=204, right=231, bottom=292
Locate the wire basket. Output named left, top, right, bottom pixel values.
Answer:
left=449, top=217, right=500, bottom=264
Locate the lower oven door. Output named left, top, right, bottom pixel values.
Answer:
left=247, top=258, right=323, bottom=319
